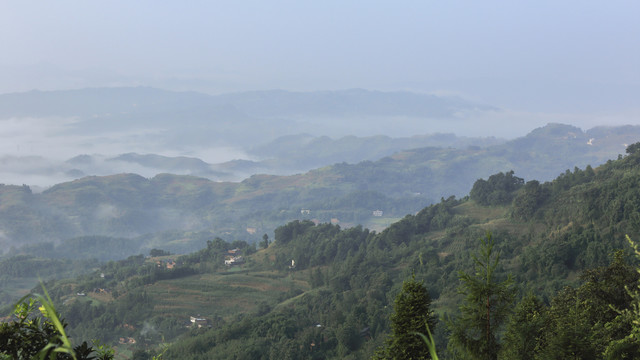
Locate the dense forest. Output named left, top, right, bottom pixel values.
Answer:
left=4, top=143, right=640, bottom=359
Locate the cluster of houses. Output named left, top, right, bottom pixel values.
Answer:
left=224, top=248, right=245, bottom=266
left=300, top=208, right=385, bottom=222
left=75, top=288, right=110, bottom=296
left=118, top=337, right=136, bottom=344
left=156, top=259, right=176, bottom=269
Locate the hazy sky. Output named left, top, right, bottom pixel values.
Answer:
left=1, top=1, right=638, bottom=114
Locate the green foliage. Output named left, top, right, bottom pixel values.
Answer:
left=0, top=285, right=113, bottom=360
left=274, top=220, right=317, bottom=245
left=149, top=249, right=171, bottom=257
left=448, top=232, right=516, bottom=360
left=413, top=326, right=439, bottom=360
left=511, top=180, right=550, bottom=221
left=502, top=250, right=640, bottom=359
left=602, top=236, right=640, bottom=359
left=626, top=142, right=640, bottom=155
left=470, top=171, right=523, bottom=206
left=500, top=294, right=547, bottom=360
left=260, top=233, right=270, bottom=249
left=376, top=276, right=436, bottom=360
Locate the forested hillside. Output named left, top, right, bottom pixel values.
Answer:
left=9, top=143, right=640, bottom=359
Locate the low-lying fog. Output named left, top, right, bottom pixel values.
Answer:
left=0, top=89, right=636, bottom=190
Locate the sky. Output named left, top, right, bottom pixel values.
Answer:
left=0, top=1, right=639, bottom=187
left=1, top=1, right=639, bottom=115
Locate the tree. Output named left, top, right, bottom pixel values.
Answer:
left=448, top=232, right=516, bottom=360
left=470, top=171, right=524, bottom=206
left=626, top=142, right=640, bottom=155
left=260, top=233, right=270, bottom=249
left=536, top=250, right=640, bottom=360
left=511, top=180, right=549, bottom=221
left=539, top=287, right=595, bottom=360
left=376, top=276, right=436, bottom=360
left=149, top=248, right=171, bottom=257
left=500, top=294, right=547, bottom=360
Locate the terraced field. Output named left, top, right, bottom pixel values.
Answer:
left=144, top=269, right=311, bottom=323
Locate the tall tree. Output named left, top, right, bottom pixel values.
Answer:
left=603, top=236, right=640, bottom=359
left=448, top=232, right=516, bottom=360
left=500, top=294, right=547, bottom=360
left=375, top=276, right=436, bottom=360
left=260, top=233, right=270, bottom=249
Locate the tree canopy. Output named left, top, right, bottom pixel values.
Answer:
left=448, top=232, right=516, bottom=360
left=376, top=276, right=436, bottom=360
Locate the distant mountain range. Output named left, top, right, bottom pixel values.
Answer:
left=0, top=87, right=493, bottom=120
left=0, top=87, right=505, bottom=186
left=52, top=133, right=503, bottom=182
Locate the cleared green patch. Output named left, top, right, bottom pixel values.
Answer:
left=364, top=216, right=403, bottom=232
left=453, top=201, right=508, bottom=222
left=144, top=270, right=310, bottom=323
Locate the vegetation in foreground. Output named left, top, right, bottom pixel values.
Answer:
left=0, top=285, right=113, bottom=360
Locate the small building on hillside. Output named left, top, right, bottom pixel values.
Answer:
left=190, top=316, right=208, bottom=328
left=225, top=256, right=245, bottom=266
left=372, top=210, right=383, bottom=217
left=119, top=337, right=136, bottom=344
